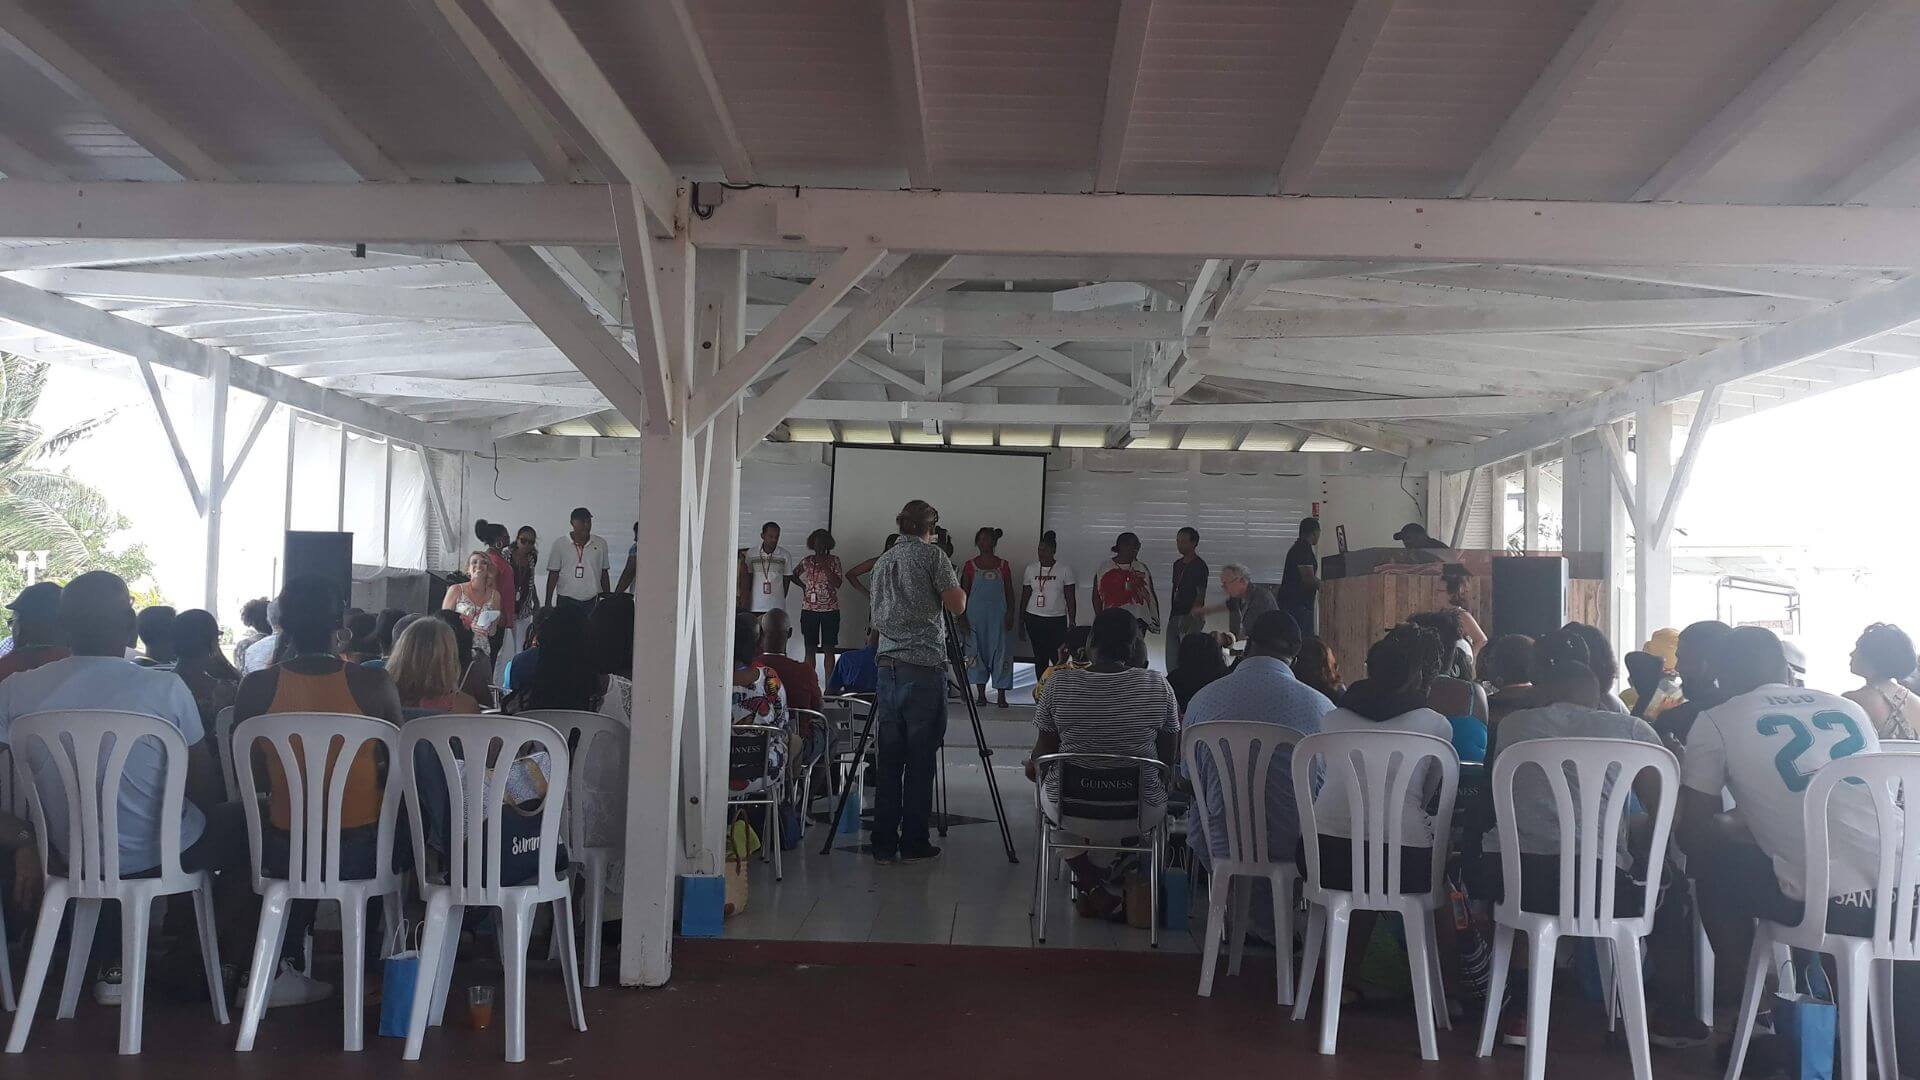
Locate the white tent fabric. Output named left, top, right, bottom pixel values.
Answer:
left=388, top=446, right=427, bottom=572
left=343, top=431, right=387, bottom=566
left=288, top=416, right=341, bottom=533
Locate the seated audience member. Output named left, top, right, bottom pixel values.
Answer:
left=1298, top=623, right=1451, bottom=894
left=828, top=627, right=880, bottom=695
left=517, top=603, right=599, bottom=712
left=1563, top=622, right=1627, bottom=713
left=133, top=604, right=178, bottom=669
left=1680, top=627, right=1890, bottom=1049
left=1410, top=608, right=1474, bottom=681
left=340, top=610, right=380, bottom=663
left=387, top=617, right=481, bottom=715
left=232, top=597, right=272, bottom=670
left=730, top=610, right=791, bottom=786
left=433, top=609, right=494, bottom=708
left=590, top=592, right=635, bottom=720
left=171, top=608, right=241, bottom=729
left=501, top=608, right=545, bottom=696
left=1291, top=636, right=1344, bottom=703
left=756, top=609, right=823, bottom=713
left=1185, top=611, right=1331, bottom=875
left=1650, top=620, right=1732, bottom=747
left=1481, top=633, right=1536, bottom=726
left=1168, top=631, right=1229, bottom=712
left=1843, top=622, right=1920, bottom=740
left=584, top=594, right=635, bottom=916
left=0, top=572, right=246, bottom=1004
left=1622, top=651, right=1667, bottom=720
left=1430, top=672, right=1491, bottom=763
left=1621, top=628, right=1682, bottom=718
left=362, top=608, right=408, bottom=670
left=1025, top=609, right=1179, bottom=920
left=232, top=575, right=405, bottom=1005
left=0, top=582, right=66, bottom=683
left=1036, top=625, right=1093, bottom=691
left=242, top=601, right=284, bottom=674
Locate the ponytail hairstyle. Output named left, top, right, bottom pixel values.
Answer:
left=975, top=526, right=1003, bottom=551
left=1530, top=627, right=1601, bottom=706
left=474, top=518, right=495, bottom=546
left=1038, top=530, right=1058, bottom=556
left=806, top=528, right=835, bottom=555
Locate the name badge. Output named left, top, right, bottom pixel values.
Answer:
left=575, top=565, right=585, bottom=579
left=1036, top=593, right=1047, bottom=608
left=763, top=579, right=772, bottom=594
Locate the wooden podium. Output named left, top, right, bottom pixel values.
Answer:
left=1316, top=549, right=1607, bottom=677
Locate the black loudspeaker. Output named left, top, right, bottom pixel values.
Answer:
left=1492, top=556, right=1568, bottom=639
left=283, top=531, right=353, bottom=606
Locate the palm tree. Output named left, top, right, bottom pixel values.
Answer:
left=0, top=353, right=155, bottom=596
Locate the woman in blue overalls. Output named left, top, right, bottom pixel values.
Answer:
left=961, top=526, right=1017, bottom=708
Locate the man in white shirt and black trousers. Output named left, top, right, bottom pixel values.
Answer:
left=1678, top=625, right=1892, bottom=1048
left=545, top=506, right=609, bottom=612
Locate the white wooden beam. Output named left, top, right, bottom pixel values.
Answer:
left=1649, top=383, right=1722, bottom=547
left=692, top=185, right=1920, bottom=268
left=321, top=374, right=606, bottom=407
left=11, top=267, right=528, bottom=323
left=1448, top=466, right=1479, bottom=548
left=1633, top=0, right=1886, bottom=201
left=665, top=0, right=750, bottom=181
left=0, top=275, right=477, bottom=449
left=1214, top=296, right=1812, bottom=339
left=407, top=0, right=583, bottom=182
left=1293, top=419, right=1412, bottom=457
left=1818, top=124, right=1920, bottom=205
left=739, top=254, right=956, bottom=447
left=464, top=0, right=677, bottom=232
left=463, top=241, right=651, bottom=426
left=690, top=246, right=887, bottom=427
left=881, top=0, right=934, bottom=188
left=222, top=398, right=278, bottom=490
left=0, top=241, right=288, bottom=273
left=1418, top=271, right=1920, bottom=469
left=611, top=183, right=685, bottom=429
left=1597, top=423, right=1644, bottom=534
left=1093, top=0, right=1153, bottom=193
left=846, top=345, right=928, bottom=396
left=1453, top=0, right=1639, bottom=197
left=941, top=346, right=1041, bottom=395
left=1016, top=340, right=1131, bottom=398
left=779, top=395, right=1518, bottom=425
left=417, top=447, right=458, bottom=547
left=0, top=0, right=237, bottom=181
left=0, top=129, right=65, bottom=181
left=186, top=0, right=406, bottom=180
left=489, top=404, right=599, bottom=440
left=1275, top=0, right=1395, bottom=194
left=133, top=356, right=207, bottom=516
left=1180, top=257, right=1225, bottom=337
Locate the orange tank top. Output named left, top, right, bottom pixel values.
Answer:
left=263, top=666, right=385, bottom=830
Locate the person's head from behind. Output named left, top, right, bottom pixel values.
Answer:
left=760, top=608, right=792, bottom=655
left=1037, top=530, right=1057, bottom=562
left=1851, top=622, right=1917, bottom=683
left=1715, top=626, right=1791, bottom=699
left=1442, top=564, right=1470, bottom=605
left=760, top=521, right=781, bottom=551
left=171, top=608, right=220, bottom=662
left=1676, top=620, right=1733, bottom=697
left=974, top=526, right=1002, bottom=557
left=588, top=592, right=635, bottom=678
left=239, top=596, right=271, bottom=636
left=1292, top=637, right=1341, bottom=696
left=1299, top=517, right=1321, bottom=546
left=60, top=571, right=133, bottom=657
left=1219, top=563, right=1252, bottom=599
left=136, top=605, right=177, bottom=661
left=1062, top=624, right=1092, bottom=664
left=1176, top=632, right=1228, bottom=683
left=388, top=616, right=460, bottom=706
left=7, top=581, right=62, bottom=648
left=1529, top=628, right=1600, bottom=707
left=474, top=518, right=504, bottom=551
left=807, top=528, right=834, bottom=556
left=895, top=499, right=939, bottom=541
left=345, top=610, right=378, bottom=655
left=1246, top=610, right=1303, bottom=663
left=532, top=603, right=587, bottom=660
left=1175, top=526, right=1199, bottom=558
left=1562, top=622, right=1618, bottom=691
left=883, top=532, right=901, bottom=553
left=276, top=575, right=342, bottom=656
left=374, top=608, right=408, bottom=656
left=1410, top=607, right=1464, bottom=647
left=1624, top=651, right=1665, bottom=705
left=1088, top=608, right=1141, bottom=667
left=1364, top=623, right=1443, bottom=705
left=1111, top=531, right=1141, bottom=564
left=433, top=609, right=474, bottom=668
left=733, top=611, right=761, bottom=668
left=1482, top=634, right=1535, bottom=688
left=569, top=506, right=593, bottom=540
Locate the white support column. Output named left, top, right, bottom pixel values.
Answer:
left=1448, top=466, right=1478, bottom=548
left=203, top=346, right=228, bottom=610
left=335, top=425, right=348, bottom=531
left=381, top=439, right=394, bottom=570
left=1522, top=457, right=1541, bottom=552
left=1634, top=405, right=1675, bottom=645
left=1562, top=429, right=1628, bottom=646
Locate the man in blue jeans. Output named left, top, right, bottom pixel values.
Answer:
left=866, top=499, right=967, bottom=864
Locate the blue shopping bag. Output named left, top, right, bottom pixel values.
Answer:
left=378, top=920, right=424, bottom=1040
left=836, top=781, right=863, bottom=835
left=1773, top=959, right=1837, bottom=1080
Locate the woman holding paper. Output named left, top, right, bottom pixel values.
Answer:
left=442, top=551, right=504, bottom=648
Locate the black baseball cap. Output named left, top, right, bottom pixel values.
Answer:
left=1392, top=523, right=1429, bottom=541
left=6, top=581, right=60, bottom=621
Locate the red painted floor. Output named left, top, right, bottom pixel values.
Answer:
left=0, top=938, right=1721, bottom=1079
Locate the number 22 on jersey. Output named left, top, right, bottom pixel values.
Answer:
left=1757, top=710, right=1866, bottom=792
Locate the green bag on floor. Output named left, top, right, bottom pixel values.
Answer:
left=1353, top=918, right=1412, bottom=996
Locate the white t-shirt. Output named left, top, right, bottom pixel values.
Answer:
left=1023, top=560, right=1077, bottom=617
left=743, top=545, right=794, bottom=614
left=1310, top=705, right=1453, bottom=847
left=546, top=534, right=609, bottom=602
left=0, top=655, right=207, bottom=874
left=1682, top=684, right=1889, bottom=901
left=242, top=632, right=280, bottom=674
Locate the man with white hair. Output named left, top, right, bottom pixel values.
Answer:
left=1197, top=563, right=1279, bottom=643
left=242, top=599, right=283, bottom=674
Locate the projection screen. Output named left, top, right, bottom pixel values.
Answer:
left=828, top=446, right=1048, bottom=657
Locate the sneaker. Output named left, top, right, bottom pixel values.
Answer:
left=242, top=960, right=333, bottom=1008
left=871, top=850, right=898, bottom=866
left=93, top=967, right=123, bottom=1006
left=1649, top=1012, right=1713, bottom=1050
left=899, top=845, right=942, bottom=863
left=1500, top=1009, right=1527, bottom=1048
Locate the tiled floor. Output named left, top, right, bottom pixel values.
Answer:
left=724, top=701, right=1199, bottom=953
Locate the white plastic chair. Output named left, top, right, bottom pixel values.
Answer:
left=519, top=709, right=627, bottom=990
left=1290, top=730, right=1459, bottom=1060
left=1878, top=739, right=1920, bottom=753
left=1183, top=721, right=1305, bottom=1004
left=0, top=746, right=20, bottom=1012
left=789, top=708, right=830, bottom=827
left=1474, top=737, right=1678, bottom=1080
left=4, top=709, right=229, bottom=1054
left=1029, top=752, right=1172, bottom=947
left=728, top=723, right=789, bottom=881
left=213, top=706, right=239, bottom=802
left=401, top=714, right=586, bottom=1063
left=1725, top=752, right=1920, bottom=1080
left=230, top=712, right=405, bottom=1052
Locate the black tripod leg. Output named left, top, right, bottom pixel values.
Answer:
left=820, top=709, right=880, bottom=856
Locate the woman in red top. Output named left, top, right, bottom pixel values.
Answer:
left=475, top=520, right=517, bottom=659
left=960, top=527, right=1017, bottom=708
left=795, top=528, right=845, bottom=683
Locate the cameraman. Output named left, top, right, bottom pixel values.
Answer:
left=867, top=499, right=967, bottom=864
